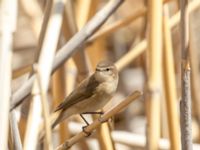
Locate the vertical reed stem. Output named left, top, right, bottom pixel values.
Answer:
left=146, top=0, right=163, bottom=149
left=163, top=6, right=181, bottom=149
left=180, top=0, right=193, bottom=149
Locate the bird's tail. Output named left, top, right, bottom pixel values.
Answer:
left=38, top=111, right=60, bottom=141
left=51, top=109, right=74, bottom=129
left=50, top=111, right=63, bottom=129
left=39, top=110, right=71, bottom=144
left=51, top=114, right=61, bottom=129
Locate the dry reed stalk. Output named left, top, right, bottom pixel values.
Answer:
left=188, top=0, right=200, bottom=14
left=9, top=111, right=23, bottom=150
left=19, top=0, right=43, bottom=38
left=84, top=1, right=108, bottom=69
left=69, top=0, right=92, bottom=81
left=169, top=0, right=200, bottom=28
left=87, top=39, right=108, bottom=69
left=190, top=39, right=200, bottom=141
left=96, top=123, right=115, bottom=150
left=60, top=120, right=200, bottom=149
left=55, top=59, right=77, bottom=142
left=91, top=1, right=200, bottom=46
left=115, top=40, right=147, bottom=71
left=75, top=1, right=116, bottom=149
left=8, top=128, right=14, bottom=150
left=9, top=0, right=125, bottom=110
left=63, top=0, right=77, bottom=35
left=52, top=10, right=75, bottom=141
left=160, top=95, right=168, bottom=138
left=113, top=131, right=168, bottom=149
left=52, top=65, right=70, bottom=142
left=65, top=59, right=77, bottom=94
left=87, top=0, right=199, bottom=76
left=18, top=113, right=26, bottom=143
left=15, top=6, right=52, bottom=133
left=112, top=131, right=200, bottom=150
left=75, top=0, right=99, bottom=30
left=188, top=0, right=200, bottom=141
left=62, top=4, right=91, bottom=145
left=88, top=0, right=174, bottom=43
left=63, top=122, right=200, bottom=149
left=12, top=64, right=33, bottom=79
left=163, top=6, right=181, bottom=150
left=180, top=0, right=193, bottom=149
left=23, top=84, right=43, bottom=150
left=34, top=0, right=53, bottom=62
left=0, top=0, right=17, bottom=149
left=45, top=0, right=125, bottom=72
left=64, top=0, right=91, bottom=82
left=35, top=66, right=53, bottom=150
left=56, top=91, right=142, bottom=149
left=65, top=4, right=115, bottom=149
left=88, top=7, right=147, bottom=43
left=146, top=0, right=163, bottom=149
left=23, top=0, right=66, bottom=149
left=10, top=0, right=200, bottom=111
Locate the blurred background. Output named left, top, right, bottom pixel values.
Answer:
left=1, top=0, right=200, bottom=149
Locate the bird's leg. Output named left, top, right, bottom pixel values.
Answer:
left=80, top=114, right=91, bottom=137
left=80, top=114, right=90, bottom=126
left=82, top=111, right=104, bottom=115
left=80, top=111, right=111, bottom=137
left=80, top=111, right=104, bottom=136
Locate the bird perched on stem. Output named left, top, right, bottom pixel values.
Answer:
left=52, top=60, right=118, bottom=130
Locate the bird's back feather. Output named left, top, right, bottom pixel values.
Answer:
left=54, top=74, right=99, bottom=112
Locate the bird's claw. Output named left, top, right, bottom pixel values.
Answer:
left=98, top=112, right=113, bottom=123
left=82, top=126, right=92, bottom=137
left=98, top=116, right=110, bottom=123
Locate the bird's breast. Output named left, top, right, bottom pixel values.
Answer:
left=96, top=81, right=117, bottom=95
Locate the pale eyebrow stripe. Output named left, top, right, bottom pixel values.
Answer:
left=96, top=66, right=113, bottom=71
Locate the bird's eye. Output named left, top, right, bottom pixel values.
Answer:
left=106, top=68, right=110, bottom=71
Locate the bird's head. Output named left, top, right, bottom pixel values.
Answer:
left=94, top=60, right=118, bottom=83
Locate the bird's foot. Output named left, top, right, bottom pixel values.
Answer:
left=98, top=113, right=113, bottom=124
left=82, top=125, right=92, bottom=137
left=98, top=115, right=108, bottom=123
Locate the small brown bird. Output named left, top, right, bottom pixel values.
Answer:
left=52, top=60, right=118, bottom=129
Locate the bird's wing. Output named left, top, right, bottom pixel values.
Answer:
left=54, top=74, right=99, bottom=112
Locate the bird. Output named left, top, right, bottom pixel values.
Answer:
left=52, top=60, right=118, bottom=129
